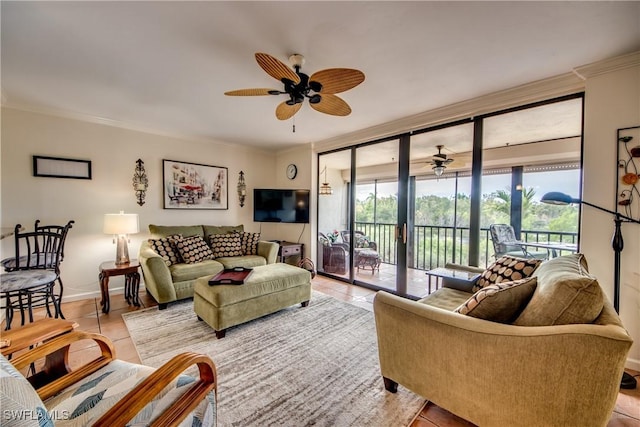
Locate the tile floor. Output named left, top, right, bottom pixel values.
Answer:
left=5, top=275, right=639, bottom=426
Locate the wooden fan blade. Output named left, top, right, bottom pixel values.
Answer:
left=310, top=94, right=352, bottom=116
left=255, top=53, right=300, bottom=84
left=224, top=88, right=276, bottom=96
left=309, top=68, right=365, bottom=94
left=276, top=102, right=302, bottom=120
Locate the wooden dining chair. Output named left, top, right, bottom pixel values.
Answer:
left=0, top=227, right=65, bottom=329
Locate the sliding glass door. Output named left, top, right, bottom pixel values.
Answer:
left=353, top=139, right=401, bottom=292
left=317, top=94, right=584, bottom=297
left=404, top=122, right=474, bottom=296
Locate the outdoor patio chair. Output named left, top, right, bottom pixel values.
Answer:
left=340, top=230, right=381, bottom=274
left=489, top=223, right=547, bottom=260
left=318, top=232, right=349, bottom=275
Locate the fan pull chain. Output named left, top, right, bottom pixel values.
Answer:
left=292, top=117, right=296, bottom=133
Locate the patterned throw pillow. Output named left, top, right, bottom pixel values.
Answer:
left=148, top=234, right=182, bottom=266
left=209, top=233, right=243, bottom=258
left=455, top=277, right=538, bottom=323
left=240, top=232, right=261, bottom=255
left=175, top=235, right=214, bottom=264
left=473, top=255, right=541, bottom=292
left=354, top=234, right=371, bottom=248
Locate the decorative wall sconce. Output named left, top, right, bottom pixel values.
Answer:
left=132, top=159, right=148, bottom=206
left=237, top=171, right=247, bottom=207
left=319, top=166, right=333, bottom=195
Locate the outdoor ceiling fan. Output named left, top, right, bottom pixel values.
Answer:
left=224, top=53, right=365, bottom=121
left=421, top=145, right=455, bottom=176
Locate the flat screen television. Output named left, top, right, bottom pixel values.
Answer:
left=253, top=189, right=310, bottom=223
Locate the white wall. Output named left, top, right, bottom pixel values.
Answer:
left=582, top=64, right=640, bottom=371
left=1, top=107, right=278, bottom=300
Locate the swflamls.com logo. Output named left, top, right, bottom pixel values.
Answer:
left=2, top=409, right=70, bottom=421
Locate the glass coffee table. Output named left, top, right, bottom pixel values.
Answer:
left=425, top=267, right=481, bottom=293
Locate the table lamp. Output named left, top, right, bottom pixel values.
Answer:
left=541, top=191, right=639, bottom=389
left=103, top=211, right=139, bottom=265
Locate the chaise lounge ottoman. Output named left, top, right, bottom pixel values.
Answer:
left=193, top=263, right=312, bottom=338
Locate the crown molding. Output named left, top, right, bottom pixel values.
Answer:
left=314, top=72, right=585, bottom=153
left=573, top=50, right=640, bottom=80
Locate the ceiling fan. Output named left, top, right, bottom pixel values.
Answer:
left=224, top=53, right=365, bottom=121
left=413, top=145, right=458, bottom=176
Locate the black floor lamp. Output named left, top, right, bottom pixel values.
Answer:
left=541, top=191, right=638, bottom=389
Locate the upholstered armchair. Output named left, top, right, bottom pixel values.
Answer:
left=1, top=321, right=217, bottom=426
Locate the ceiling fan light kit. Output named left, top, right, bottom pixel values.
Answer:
left=225, top=52, right=365, bottom=122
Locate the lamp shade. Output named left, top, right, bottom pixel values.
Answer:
left=103, top=212, right=139, bottom=235
left=540, top=192, right=580, bottom=206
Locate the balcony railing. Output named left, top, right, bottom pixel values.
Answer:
left=355, top=222, right=578, bottom=269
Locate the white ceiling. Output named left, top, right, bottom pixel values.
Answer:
left=2, top=2, right=639, bottom=151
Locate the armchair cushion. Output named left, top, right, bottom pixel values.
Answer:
left=148, top=234, right=182, bottom=266
left=170, top=259, right=224, bottom=283
left=514, top=253, right=604, bottom=326
left=0, top=354, right=49, bottom=427
left=149, top=224, right=204, bottom=239
left=474, top=255, right=541, bottom=292
left=203, top=224, right=244, bottom=237
left=42, top=359, right=214, bottom=426
left=175, top=235, right=214, bottom=264
left=455, top=277, right=537, bottom=323
left=209, top=233, right=243, bottom=258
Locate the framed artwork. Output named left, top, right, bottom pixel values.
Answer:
left=163, top=159, right=228, bottom=210
left=33, top=155, right=92, bottom=179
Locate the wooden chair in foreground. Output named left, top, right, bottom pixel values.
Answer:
left=0, top=320, right=217, bottom=426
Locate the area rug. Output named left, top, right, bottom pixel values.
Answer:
left=122, top=292, right=425, bottom=427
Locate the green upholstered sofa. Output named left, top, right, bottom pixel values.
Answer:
left=374, top=254, right=633, bottom=427
left=139, top=224, right=279, bottom=309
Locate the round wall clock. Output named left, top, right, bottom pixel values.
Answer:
left=286, top=163, right=298, bottom=180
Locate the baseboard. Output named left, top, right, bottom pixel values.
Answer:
left=626, top=357, right=640, bottom=373
left=59, top=285, right=146, bottom=303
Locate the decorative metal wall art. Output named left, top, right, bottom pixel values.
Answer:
left=132, top=159, right=148, bottom=206
left=616, top=126, right=640, bottom=221
left=237, top=171, right=247, bottom=207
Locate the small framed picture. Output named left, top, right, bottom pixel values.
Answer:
left=163, top=159, right=228, bottom=210
left=33, top=155, right=92, bottom=179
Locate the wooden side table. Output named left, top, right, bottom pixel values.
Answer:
left=278, top=241, right=304, bottom=264
left=98, top=260, right=141, bottom=314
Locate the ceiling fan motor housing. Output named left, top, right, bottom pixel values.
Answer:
left=283, top=71, right=322, bottom=105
